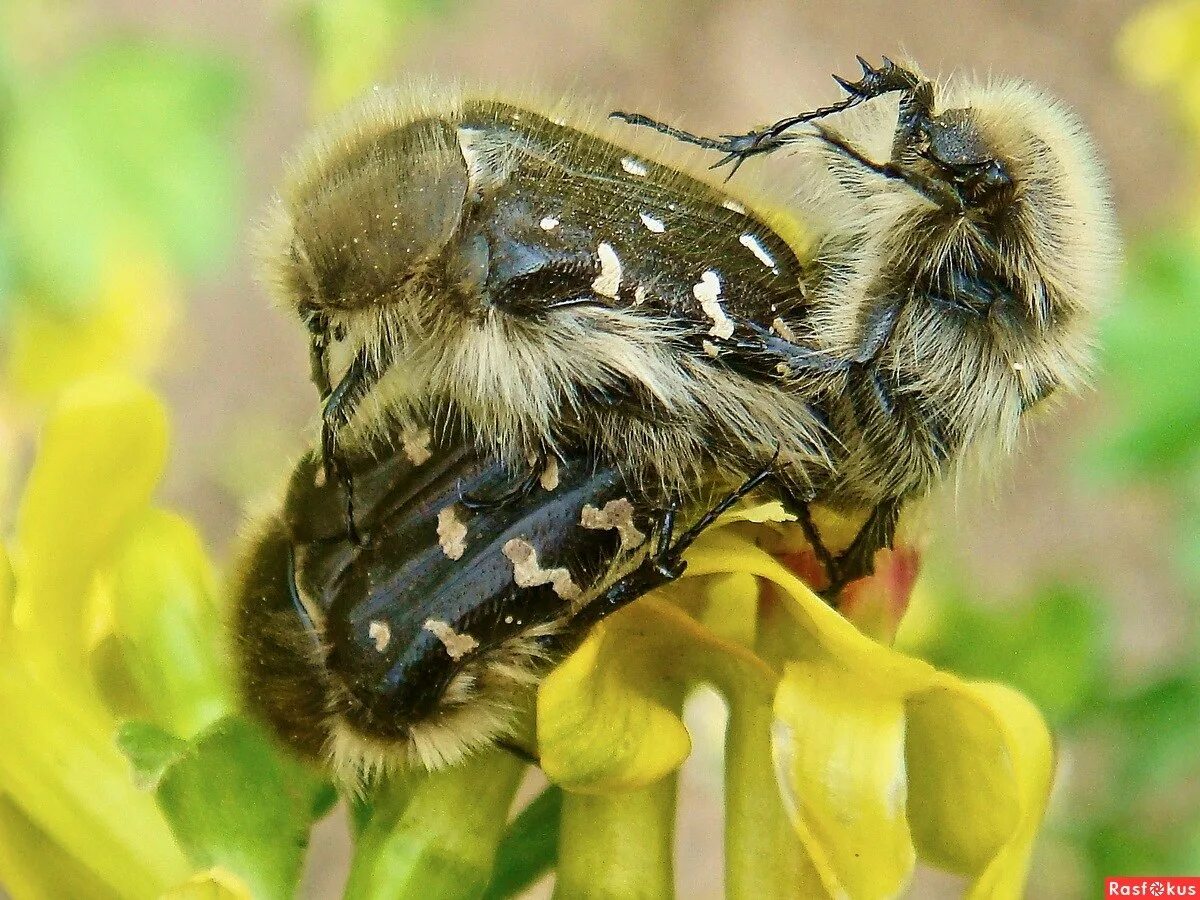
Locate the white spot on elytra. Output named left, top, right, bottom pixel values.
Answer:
left=772, top=317, right=798, bottom=343
left=504, top=615, right=514, bottom=625
left=539, top=216, right=559, bottom=230
left=694, top=270, right=734, bottom=340
left=740, top=233, right=776, bottom=268
left=621, top=156, right=648, bottom=176
left=639, top=212, right=666, bottom=233
left=401, top=426, right=432, bottom=466
left=368, top=620, right=391, bottom=652
left=580, top=498, right=647, bottom=551
left=423, top=619, right=479, bottom=660
left=437, top=505, right=468, bottom=560
left=723, top=199, right=747, bottom=214
left=539, top=457, right=560, bottom=491
left=592, top=242, right=622, bottom=299
left=503, top=538, right=582, bottom=601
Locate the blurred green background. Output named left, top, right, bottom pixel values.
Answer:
left=0, top=0, right=1196, bottom=897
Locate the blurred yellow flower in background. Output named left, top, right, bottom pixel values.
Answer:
left=1119, top=0, right=1200, bottom=137
left=5, top=250, right=178, bottom=403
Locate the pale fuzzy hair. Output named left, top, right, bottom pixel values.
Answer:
left=323, top=624, right=557, bottom=783
left=258, top=82, right=836, bottom=495
left=755, top=69, right=1119, bottom=503
left=257, top=70, right=1118, bottom=505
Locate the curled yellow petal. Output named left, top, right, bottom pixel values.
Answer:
left=539, top=593, right=777, bottom=793
left=11, top=375, right=168, bottom=677
left=773, top=660, right=916, bottom=899
left=905, top=680, right=1054, bottom=900
left=538, top=617, right=692, bottom=793
left=685, top=531, right=938, bottom=694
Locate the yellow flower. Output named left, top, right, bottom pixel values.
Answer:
left=0, top=375, right=270, bottom=899
left=5, top=249, right=178, bottom=403
left=538, top=509, right=1055, bottom=900
left=1118, top=0, right=1200, bottom=233
left=0, top=376, right=192, bottom=897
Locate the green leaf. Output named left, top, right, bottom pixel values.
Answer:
left=1114, top=673, right=1200, bottom=793
left=1087, top=235, right=1200, bottom=479
left=2, top=40, right=245, bottom=310
left=919, top=583, right=1107, bottom=726
left=482, top=786, right=562, bottom=900
left=1078, top=816, right=1189, bottom=881
left=116, top=720, right=186, bottom=791
left=151, top=715, right=334, bottom=900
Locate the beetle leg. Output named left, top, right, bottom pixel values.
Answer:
left=322, top=348, right=389, bottom=545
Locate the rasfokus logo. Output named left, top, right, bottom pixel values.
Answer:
left=1106, top=878, right=1200, bottom=896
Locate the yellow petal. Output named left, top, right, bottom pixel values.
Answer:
left=539, top=593, right=777, bottom=793
left=694, top=570, right=759, bottom=650
left=107, top=509, right=231, bottom=737
left=1116, top=0, right=1200, bottom=88
left=685, top=531, right=938, bottom=694
left=6, top=251, right=177, bottom=401
left=161, top=868, right=253, bottom=899
left=773, top=660, right=916, bottom=899
left=905, top=680, right=1054, bottom=899
left=11, top=375, right=168, bottom=679
left=0, top=658, right=188, bottom=895
left=716, top=499, right=795, bottom=525
left=0, top=792, right=120, bottom=900
left=0, top=541, right=12, bottom=643
left=538, top=616, right=692, bottom=793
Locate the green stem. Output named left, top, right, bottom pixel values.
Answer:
left=344, top=750, right=525, bottom=900
left=724, top=585, right=827, bottom=900
left=724, top=683, right=810, bottom=900
left=482, top=785, right=563, bottom=900
left=555, top=774, right=679, bottom=900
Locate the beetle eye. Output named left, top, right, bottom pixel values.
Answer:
left=964, top=158, right=1013, bottom=195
